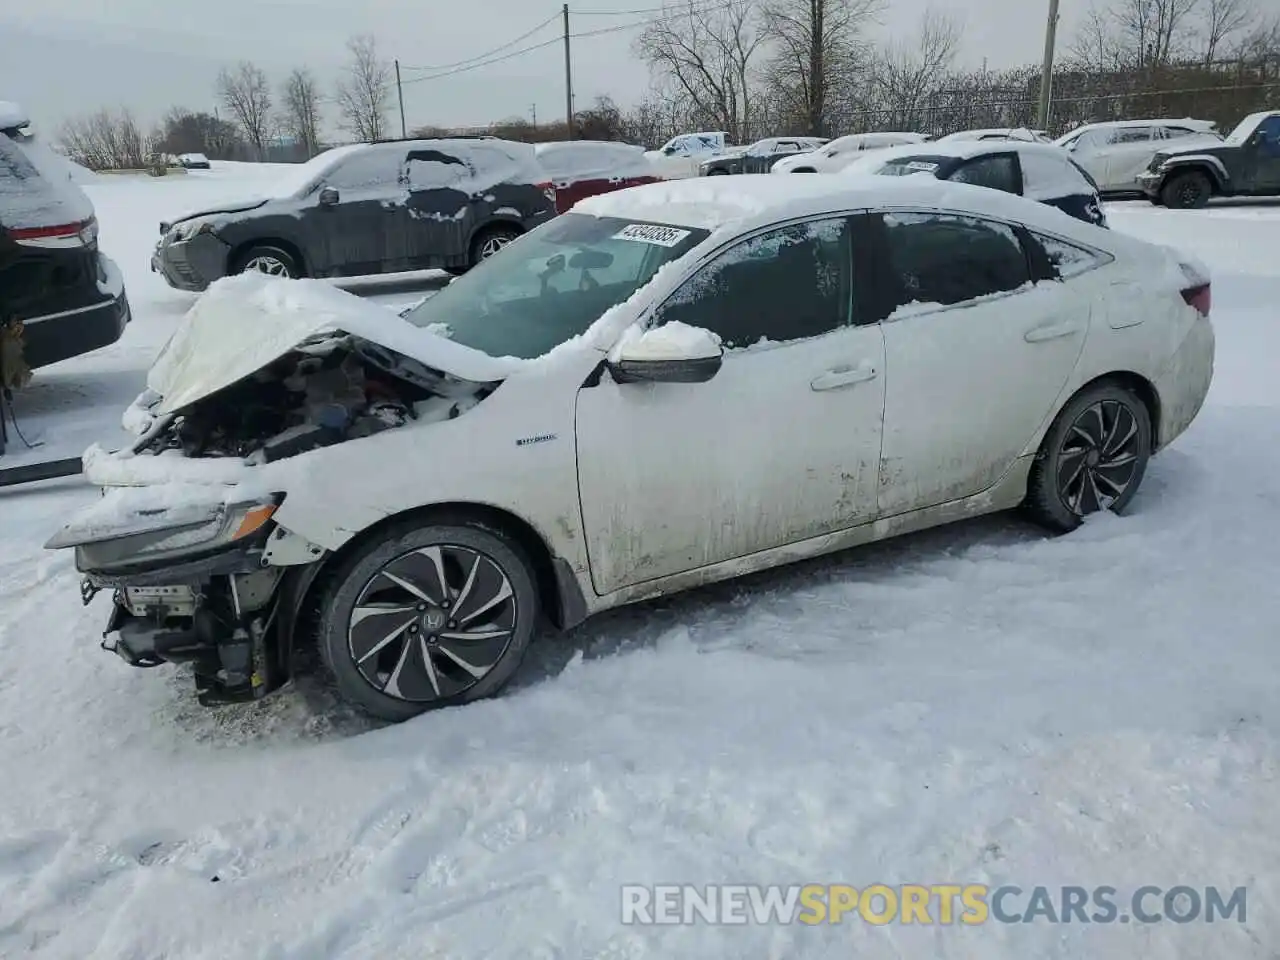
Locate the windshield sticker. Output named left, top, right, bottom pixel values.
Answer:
left=904, top=160, right=939, bottom=172
left=613, top=224, right=692, bottom=247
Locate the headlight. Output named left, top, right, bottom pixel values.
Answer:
left=45, top=495, right=282, bottom=569
left=169, top=220, right=216, bottom=242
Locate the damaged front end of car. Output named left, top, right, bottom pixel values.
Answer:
left=45, top=330, right=500, bottom=706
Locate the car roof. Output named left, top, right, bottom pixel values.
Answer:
left=572, top=170, right=1112, bottom=242
left=865, top=139, right=1071, bottom=162
left=1065, top=118, right=1217, bottom=134
left=0, top=100, right=28, bottom=132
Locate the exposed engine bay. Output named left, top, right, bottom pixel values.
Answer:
left=136, top=333, right=496, bottom=462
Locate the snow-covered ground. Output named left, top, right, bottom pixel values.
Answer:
left=0, top=166, right=1277, bottom=958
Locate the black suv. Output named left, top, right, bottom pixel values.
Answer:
left=1137, top=110, right=1280, bottom=208
left=0, top=102, right=130, bottom=372
left=152, top=138, right=559, bottom=291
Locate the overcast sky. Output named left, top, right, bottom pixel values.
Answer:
left=1, top=0, right=1076, bottom=139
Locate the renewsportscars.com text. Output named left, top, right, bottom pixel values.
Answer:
left=621, top=883, right=1247, bottom=926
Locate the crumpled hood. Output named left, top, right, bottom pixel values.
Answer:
left=161, top=197, right=270, bottom=232
left=148, top=273, right=523, bottom=414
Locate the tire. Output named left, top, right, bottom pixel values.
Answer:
left=1160, top=170, right=1212, bottom=209
left=707, top=168, right=729, bottom=175
left=1023, top=382, right=1153, bottom=533
left=469, top=224, right=522, bottom=268
left=232, top=244, right=301, bottom=279
left=317, top=520, right=540, bottom=722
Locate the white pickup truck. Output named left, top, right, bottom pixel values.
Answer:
left=644, top=131, right=734, bottom=178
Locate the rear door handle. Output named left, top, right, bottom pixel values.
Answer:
left=811, top=363, right=877, bottom=391
left=1024, top=322, right=1082, bottom=343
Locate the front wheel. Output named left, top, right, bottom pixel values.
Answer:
left=1161, top=170, right=1212, bottom=209
left=232, top=244, right=301, bottom=278
left=317, top=521, right=541, bottom=722
left=1023, top=383, right=1153, bottom=533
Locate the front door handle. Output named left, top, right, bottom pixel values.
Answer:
left=811, top=363, right=877, bottom=391
left=1024, top=322, right=1082, bottom=343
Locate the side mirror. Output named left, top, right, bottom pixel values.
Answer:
left=318, top=186, right=340, bottom=206
left=607, top=323, right=724, bottom=385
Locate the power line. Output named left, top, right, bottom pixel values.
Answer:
left=573, top=0, right=737, bottom=15
left=398, top=13, right=561, bottom=73
left=400, top=36, right=564, bottom=85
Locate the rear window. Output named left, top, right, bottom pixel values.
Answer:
left=0, top=131, right=94, bottom=229
left=876, top=155, right=949, bottom=177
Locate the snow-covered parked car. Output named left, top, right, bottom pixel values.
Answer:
left=844, top=139, right=1108, bottom=227
left=0, top=100, right=130, bottom=372
left=644, top=131, right=732, bottom=178
left=771, top=132, right=930, bottom=174
left=151, top=138, right=558, bottom=289
left=47, top=175, right=1214, bottom=721
left=1135, top=110, right=1280, bottom=208
left=176, top=152, right=211, bottom=170
left=533, top=140, right=661, bottom=213
left=1055, top=119, right=1220, bottom=195
left=699, top=137, right=829, bottom=175
left=936, top=127, right=1050, bottom=143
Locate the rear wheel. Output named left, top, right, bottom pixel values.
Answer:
left=1161, top=170, right=1212, bottom=209
left=232, top=244, right=301, bottom=278
left=469, top=225, right=522, bottom=268
left=1023, top=382, right=1153, bottom=533
left=317, top=520, right=540, bottom=722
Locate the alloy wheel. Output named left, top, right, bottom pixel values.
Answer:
left=1056, top=399, right=1143, bottom=516
left=346, top=544, right=517, bottom=702
left=479, top=235, right=512, bottom=259
left=244, top=255, right=291, bottom=277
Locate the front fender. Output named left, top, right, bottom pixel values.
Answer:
left=1161, top=155, right=1229, bottom=188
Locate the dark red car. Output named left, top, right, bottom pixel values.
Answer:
left=535, top=141, right=663, bottom=213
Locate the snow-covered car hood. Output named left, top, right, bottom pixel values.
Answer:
left=161, top=197, right=270, bottom=231
left=1154, top=134, right=1231, bottom=157
left=148, top=273, right=523, bottom=415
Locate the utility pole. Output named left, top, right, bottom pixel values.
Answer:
left=394, top=59, right=407, bottom=138
left=1037, top=0, right=1060, bottom=130
left=532, top=103, right=538, bottom=127
left=563, top=3, right=575, bottom=139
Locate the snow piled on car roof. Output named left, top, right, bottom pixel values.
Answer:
left=572, top=171, right=1111, bottom=237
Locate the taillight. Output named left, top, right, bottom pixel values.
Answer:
left=537, top=181, right=556, bottom=205
left=1181, top=283, right=1211, bottom=317
left=10, top=216, right=96, bottom=249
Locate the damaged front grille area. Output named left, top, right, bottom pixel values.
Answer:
left=140, top=335, right=495, bottom=463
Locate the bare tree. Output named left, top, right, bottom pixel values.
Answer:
left=335, top=35, right=392, bottom=142
left=1070, top=3, right=1131, bottom=69
left=762, top=0, right=884, bottom=136
left=217, top=61, right=273, bottom=159
left=869, top=8, right=962, bottom=130
left=635, top=0, right=767, bottom=142
left=58, top=108, right=152, bottom=170
left=1198, top=0, right=1257, bottom=60
left=281, top=67, right=322, bottom=157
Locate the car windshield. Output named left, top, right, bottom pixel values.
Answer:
left=874, top=155, right=950, bottom=176
left=265, top=145, right=363, bottom=199
left=402, top=213, right=709, bottom=360
left=1224, top=114, right=1266, bottom=144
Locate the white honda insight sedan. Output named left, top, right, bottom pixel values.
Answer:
left=47, top=175, right=1215, bottom=721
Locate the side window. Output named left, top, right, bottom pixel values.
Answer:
left=1258, top=116, right=1280, bottom=143
left=949, top=155, right=1019, bottom=193
left=883, top=212, right=1030, bottom=309
left=405, top=149, right=471, bottom=191
left=652, top=218, right=855, bottom=349
left=1030, top=232, right=1109, bottom=279
left=1020, top=150, right=1089, bottom=197
left=323, top=150, right=403, bottom=192
left=1109, top=127, right=1153, bottom=144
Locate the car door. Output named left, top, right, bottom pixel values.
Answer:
left=1064, top=130, right=1109, bottom=185
left=1100, top=126, right=1155, bottom=191
left=574, top=214, right=887, bottom=597
left=870, top=209, right=1089, bottom=516
left=1241, top=115, right=1280, bottom=192
left=400, top=146, right=478, bottom=269
left=308, top=146, right=402, bottom=276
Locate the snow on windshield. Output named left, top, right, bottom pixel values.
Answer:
left=1224, top=113, right=1268, bottom=144
left=264, top=144, right=364, bottom=199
